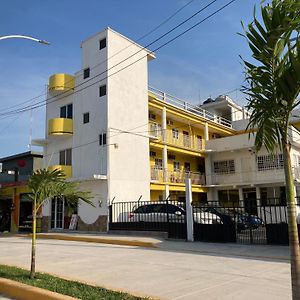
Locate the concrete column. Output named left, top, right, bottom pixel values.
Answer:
left=163, top=184, right=170, bottom=200
left=204, top=122, right=209, bottom=141
left=185, top=178, right=194, bottom=242
left=162, top=107, right=167, bottom=142
left=238, top=188, right=244, bottom=207
left=205, top=153, right=212, bottom=186
left=163, top=145, right=168, bottom=182
left=256, top=186, right=261, bottom=206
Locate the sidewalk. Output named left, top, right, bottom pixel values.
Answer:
left=19, top=231, right=290, bottom=262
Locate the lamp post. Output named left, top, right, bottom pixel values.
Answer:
left=0, top=35, right=50, bottom=45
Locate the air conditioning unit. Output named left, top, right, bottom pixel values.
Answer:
left=168, top=154, right=176, bottom=160
left=149, top=112, right=156, bottom=120
left=167, top=119, right=174, bottom=126
left=150, top=151, right=156, bottom=157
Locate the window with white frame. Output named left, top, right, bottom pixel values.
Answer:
left=59, top=149, right=72, bottom=166
left=155, top=158, right=163, bottom=170
left=173, top=161, right=180, bottom=172
left=213, top=160, right=235, bottom=174
left=172, top=128, right=179, bottom=139
left=256, top=154, right=283, bottom=171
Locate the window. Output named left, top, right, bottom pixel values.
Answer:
left=184, top=162, right=190, bottom=172
left=59, top=149, right=72, bottom=166
left=213, top=160, right=235, bottom=174
left=99, top=38, right=106, bottom=50
left=60, top=104, right=73, bottom=119
left=172, top=129, right=179, bottom=139
left=155, top=158, right=163, bottom=170
left=99, top=85, right=106, bottom=97
left=83, top=68, right=90, bottom=79
left=173, top=161, right=180, bottom=172
left=83, top=112, right=89, bottom=124
left=257, top=154, right=283, bottom=171
left=99, top=133, right=107, bottom=146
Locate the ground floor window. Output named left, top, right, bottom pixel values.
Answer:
left=260, top=186, right=286, bottom=206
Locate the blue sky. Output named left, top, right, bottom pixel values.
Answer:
left=0, top=0, right=260, bottom=157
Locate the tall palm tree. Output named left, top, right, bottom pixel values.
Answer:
left=241, top=1, right=300, bottom=298
left=28, top=168, right=93, bottom=279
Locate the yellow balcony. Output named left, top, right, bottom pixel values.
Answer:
left=48, top=73, right=75, bottom=93
left=48, top=165, right=72, bottom=178
left=48, top=118, right=73, bottom=136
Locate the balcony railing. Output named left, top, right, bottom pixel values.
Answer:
left=148, top=86, right=232, bottom=128
left=48, top=165, right=72, bottom=178
left=149, top=121, right=204, bottom=151
left=48, top=118, right=73, bottom=136
left=151, top=167, right=205, bottom=185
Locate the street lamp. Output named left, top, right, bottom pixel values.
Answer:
left=0, top=35, right=50, bottom=45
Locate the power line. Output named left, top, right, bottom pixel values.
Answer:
left=0, top=0, right=211, bottom=117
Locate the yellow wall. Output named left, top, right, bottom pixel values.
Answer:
left=150, top=190, right=164, bottom=201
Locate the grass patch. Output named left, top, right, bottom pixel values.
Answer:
left=0, top=264, right=148, bottom=300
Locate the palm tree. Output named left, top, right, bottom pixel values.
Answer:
left=241, top=1, right=300, bottom=298
left=28, top=168, right=93, bottom=279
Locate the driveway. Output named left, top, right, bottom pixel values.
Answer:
left=0, top=237, right=291, bottom=300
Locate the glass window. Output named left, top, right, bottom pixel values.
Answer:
left=83, top=112, right=89, bottom=124
left=59, top=149, right=72, bottom=166
left=172, top=129, right=179, bottom=139
left=83, top=68, right=90, bottom=79
left=60, top=104, right=72, bottom=119
left=60, top=106, right=66, bottom=118
left=257, top=154, right=284, bottom=171
left=99, top=38, right=106, bottom=50
left=99, top=85, right=106, bottom=97
left=213, top=160, right=235, bottom=174
left=155, top=158, right=163, bottom=170
left=173, top=161, right=180, bottom=171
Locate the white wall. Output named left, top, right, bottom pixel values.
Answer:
left=106, top=29, right=151, bottom=202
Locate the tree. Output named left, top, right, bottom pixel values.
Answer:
left=241, top=1, right=300, bottom=298
left=28, top=168, right=93, bottom=279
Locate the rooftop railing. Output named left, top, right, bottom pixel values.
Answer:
left=148, top=86, right=232, bottom=128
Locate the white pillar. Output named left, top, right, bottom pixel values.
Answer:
left=164, top=184, right=170, bottom=200
left=204, top=122, right=209, bottom=141
left=163, top=145, right=168, bottom=182
left=205, top=153, right=212, bottom=185
left=185, top=178, right=194, bottom=242
left=162, top=107, right=167, bottom=142
left=256, top=187, right=261, bottom=206
left=238, top=188, right=244, bottom=207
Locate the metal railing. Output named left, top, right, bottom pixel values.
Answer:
left=151, top=167, right=205, bottom=185
left=149, top=121, right=204, bottom=151
left=148, top=86, right=232, bottom=128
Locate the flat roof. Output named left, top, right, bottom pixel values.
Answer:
left=0, top=151, right=43, bottom=163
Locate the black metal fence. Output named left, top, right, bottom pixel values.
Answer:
left=109, top=199, right=300, bottom=245
left=109, top=199, right=187, bottom=239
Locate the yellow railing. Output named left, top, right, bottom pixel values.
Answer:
left=48, top=165, right=72, bottom=178
left=48, top=118, right=73, bottom=136
left=48, top=73, right=75, bottom=93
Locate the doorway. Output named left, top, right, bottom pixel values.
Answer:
left=19, top=194, right=33, bottom=232
left=51, top=198, right=64, bottom=229
left=243, top=188, right=257, bottom=215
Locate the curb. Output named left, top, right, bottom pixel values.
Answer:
left=0, top=278, right=77, bottom=300
left=19, top=234, right=157, bottom=248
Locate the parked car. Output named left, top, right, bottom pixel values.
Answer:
left=201, top=206, right=263, bottom=232
left=126, top=203, right=222, bottom=224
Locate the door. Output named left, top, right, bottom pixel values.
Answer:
left=183, top=131, right=190, bottom=147
left=243, top=190, right=257, bottom=215
left=51, top=198, right=64, bottom=229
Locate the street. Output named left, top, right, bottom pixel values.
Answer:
left=0, top=237, right=291, bottom=300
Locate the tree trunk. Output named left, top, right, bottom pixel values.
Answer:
left=30, top=198, right=37, bottom=279
left=282, top=139, right=300, bottom=300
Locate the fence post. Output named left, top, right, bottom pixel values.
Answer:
left=185, top=178, right=194, bottom=242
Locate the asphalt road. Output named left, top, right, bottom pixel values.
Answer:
left=0, top=236, right=291, bottom=300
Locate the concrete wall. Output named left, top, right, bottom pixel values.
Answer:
left=106, top=29, right=151, bottom=202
